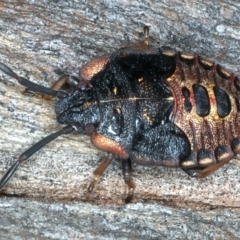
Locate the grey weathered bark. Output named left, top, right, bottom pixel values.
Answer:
left=0, top=0, right=240, bottom=239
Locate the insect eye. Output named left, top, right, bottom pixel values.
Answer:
left=84, top=123, right=95, bottom=135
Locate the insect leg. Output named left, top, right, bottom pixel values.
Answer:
left=88, top=154, right=113, bottom=192
left=182, top=157, right=231, bottom=178
left=51, top=75, right=79, bottom=91
left=181, top=168, right=200, bottom=178
left=120, top=26, right=150, bottom=51
left=0, top=125, right=75, bottom=191
left=122, top=158, right=135, bottom=203
left=143, top=26, right=150, bottom=47
left=196, top=158, right=232, bottom=178
left=0, top=63, right=67, bottom=99
left=41, top=74, right=79, bottom=100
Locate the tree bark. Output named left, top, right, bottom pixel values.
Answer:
left=0, top=0, right=240, bottom=239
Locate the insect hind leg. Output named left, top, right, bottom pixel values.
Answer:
left=182, top=157, right=231, bottom=178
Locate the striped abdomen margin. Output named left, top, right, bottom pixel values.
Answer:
left=163, top=49, right=240, bottom=168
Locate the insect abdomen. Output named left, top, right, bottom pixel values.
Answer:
left=164, top=49, right=240, bottom=168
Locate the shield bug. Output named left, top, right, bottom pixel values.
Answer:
left=0, top=26, right=239, bottom=203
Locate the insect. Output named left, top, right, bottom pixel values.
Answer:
left=0, top=26, right=240, bottom=203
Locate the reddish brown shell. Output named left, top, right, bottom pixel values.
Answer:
left=165, top=51, right=240, bottom=168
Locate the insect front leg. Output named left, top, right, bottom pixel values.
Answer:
left=88, top=155, right=135, bottom=203
left=88, top=154, right=113, bottom=192
left=40, top=74, right=80, bottom=100
left=50, top=75, right=80, bottom=91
